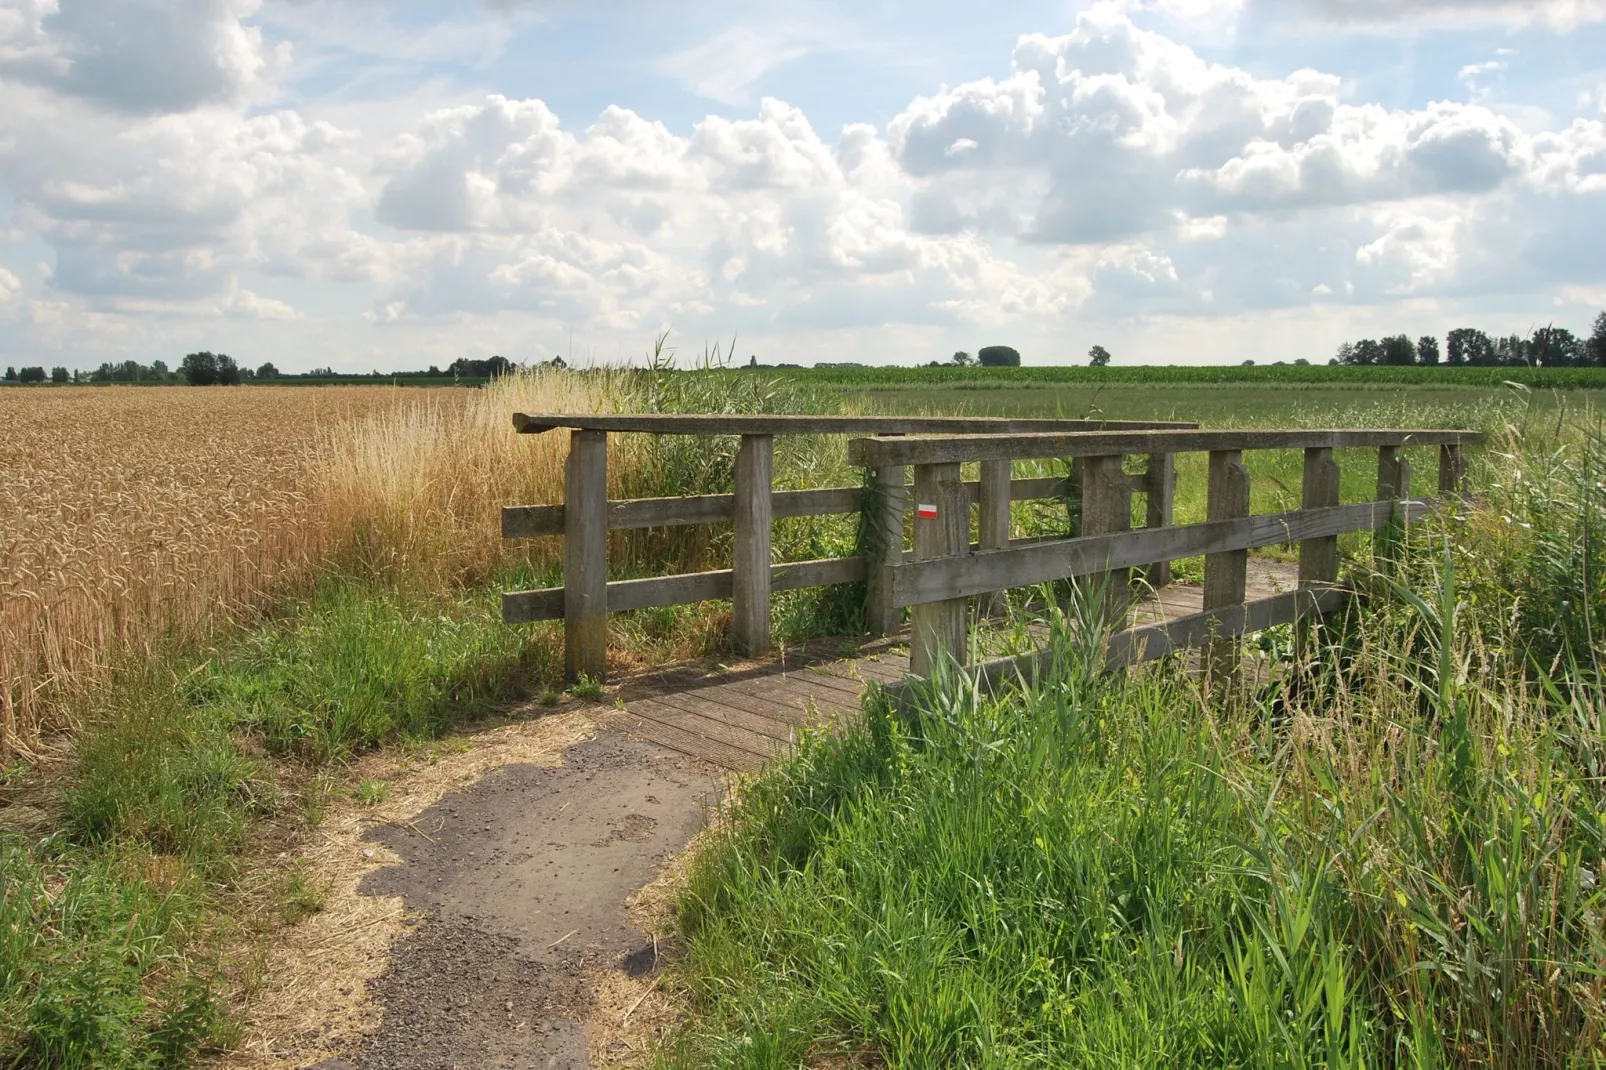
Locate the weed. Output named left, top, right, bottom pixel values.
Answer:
left=353, top=778, right=390, bottom=806
left=568, top=675, right=605, bottom=702
left=280, top=859, right=329, bottom=924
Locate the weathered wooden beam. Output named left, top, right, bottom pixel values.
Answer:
left=1204, top=450, right=1251, bottom=692
left=1438, top=443, right=1467, bottom=497
left=564, top=429, right=609, bottom=684
left=847, top=428, right=1484, bottom=468
left=864, top=464, right=907, bottom=635
left=884, top=588, right=1349, bottom=690
left=502, top=556, right=868, bottom=623
left=512, top=413, right=1197, bottom=436
left=503, top=478, right=1088, bottom=539
left=1080, top=455, right=1133, bottom=628
left=1375, top=445, right=1411, bottom=571
left=910, top=462, right=968, bottom=678
left=888, top=499, right=1432, bottom=607
left=978, top=458, right=1012, bottom=617
left=1141, top=452, right=1175, bottom=588
left=1299, top=448, right=1341, bottom=589
left=732, top=434, right=774, bottom=656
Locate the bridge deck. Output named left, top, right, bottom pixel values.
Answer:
left=605, top=562, right=1297, bottom=771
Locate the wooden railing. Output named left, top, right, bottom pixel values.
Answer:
left=501, top=414, right=1195, bottom=682
left=844, top=427, right=1483, bottom=686
left=502, top=414, right=1483, bottom=689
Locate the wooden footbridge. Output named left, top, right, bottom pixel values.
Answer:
left=502, top=413, right=1482, bottom=770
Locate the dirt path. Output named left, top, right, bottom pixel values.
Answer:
left=303, top=730, right=718, bottom=1069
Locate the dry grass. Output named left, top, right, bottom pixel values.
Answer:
left=0, top=385, right=437, bottom=754
left=311, top=367, right=624, bottom=590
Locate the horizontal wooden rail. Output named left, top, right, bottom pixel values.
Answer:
left=879, top=587, right=1349, bottom=705
left=513, top=413, right=1197, bottom=436
left=502, top=475, right=1094, bottom=538
left=502, top=556, right=867, bottom=623
left=848, top=428, right=1485, bottom=467
left=889, top=498, right=1433, bottom=608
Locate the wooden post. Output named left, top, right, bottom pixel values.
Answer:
left=1375, top=445, right=1410, bottom=571
left=978, top=458, right=1012, bottom=616
left=910, top=461, right=967, bottom=678
left=1141, top=451, right=1175, bottom=587
left=1204, top=449, right=1250, bottom=691
left=1299, top=447, right=1341, bottom=590
left=1081, top=455, right=1133, bottom=629
left=732, top=434, right=774, bottom=656
left=865, top=463, right=907, bottom=635
left=1438, top=444, right=1466, bottom=498
left=564, top=429, right=608, bottom=684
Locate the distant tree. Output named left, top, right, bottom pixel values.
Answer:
left=50, top=366, right=68, bottom=383
left=1530, top=326, right=1583, bottom=367
left=1242, top=359, right=1255, bottom=366
left=150, top=360, right=170, bottom=381
left=1588, top=311, right=1606, bottom=367
left=428, top=364, right=442, bottom=376
left=1446, top=327, right=1493, bottom=366
left=181, top=351, right=219, bottom=385
left=1380, top=335, right=1415, bottom=366
left=216, top=354, right=242, bottom=385
left=550, top=355, right=568, bottom=369
left=977, top=345, right=1021, bottom=367
left=1088, top=345, right=1112, bottom=367
left=1350, top=339, right=1384, bottom=365
left=950, top=350, right=975, bottom=367
left=1494, top=334, right=1529, bottom=367
left=1334, top=342, right=1356, bottom=365
left=19, top=366, right=46, bottom=383
left=447, top=355, right=515, bottom=378
left=1294, top=358, right=1311, bottom=366
left=3, top=366, right=15, bottom=381
left=256, top=361, right=280, bottom=379
left=1416, top=335, right=1440, bottom=366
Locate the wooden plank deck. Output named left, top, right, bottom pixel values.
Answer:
left=602, top=560, right=1299, bottom=771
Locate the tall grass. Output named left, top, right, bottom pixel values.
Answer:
left=660, top=412, right=1606, bottom=1069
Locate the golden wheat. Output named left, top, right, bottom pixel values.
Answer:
left=312, top=367, right=627, bottom=589
left=0, top=385, right=429, bottom=754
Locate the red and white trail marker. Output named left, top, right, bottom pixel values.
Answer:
left=916, top=503, right=938, bottom=520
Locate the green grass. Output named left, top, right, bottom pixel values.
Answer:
left=658, top=413, right=1606, bottom=1069
left=0, top=576, right=561, bottom=1067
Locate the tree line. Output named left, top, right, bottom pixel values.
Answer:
left=1335, top=313, right=1606, bottom=367
left=3, top=352, right=521, bottom=386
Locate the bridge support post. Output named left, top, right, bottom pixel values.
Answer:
left=1296, top=446, right=1341, bottom=665
left=733, top=434, right=774, bottom=656
left=865, top=463, right=907, bottom=635
left=978, top=458, right=1012, bottom=616
left=564, top=429, right=609, bottom=684
left=1438, top=444, right=1467, bottom=498
left=1375, top=445, right=1410, bottom=572
left=1205, top=449, right=1251, bottom=694
left=911, top=461, right=967, bottom=677
left=1081, top=455, right=1133, bottom=630
left=1141, top=452, right=1175, bottom=588
left=1299, top=447, right=1341, bottom=591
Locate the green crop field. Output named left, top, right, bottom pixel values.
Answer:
left=774, top=363, right=1606, bottom=389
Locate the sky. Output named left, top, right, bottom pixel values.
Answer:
left=0, top=0, right=1602, bottom=372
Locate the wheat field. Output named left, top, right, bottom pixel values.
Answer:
left=0, top=386, right=437, bottom=754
